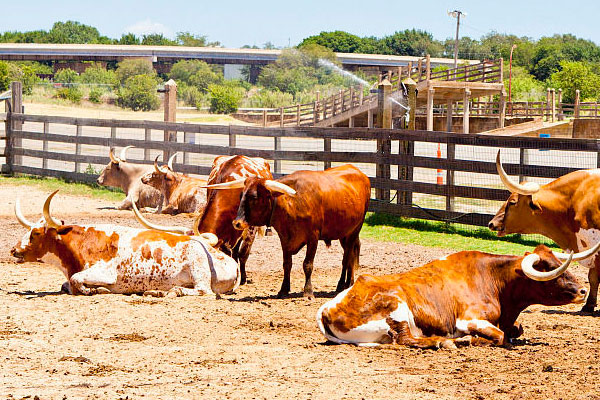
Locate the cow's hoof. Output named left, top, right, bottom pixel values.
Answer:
left=303, top=291, right=315, bottom=300
left=61, top=282, right=71, bottom=294
left=92, top=287, right=111, bottom=295
left=440, top=339, right=457, bottom=350
left=454, top=336, right=472, bottom=347
left=143, top=290, right=165, bottom=297
left=581, top=304, right=596, bottom=313
left=276, top=291, right=289, bottom=299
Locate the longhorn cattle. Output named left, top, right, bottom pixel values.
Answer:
left=141, top=154, right=207, bottom=215
left=194, top=155, right=272, bottom=285
left=96, top=146, right=162, bottom=211
left=317, top=244, right=597, bottom=348
left=206, top=164, right=370, bottom=299
left=11, top=191, right=239, bottom=296
left=489, top=151, right=600, bottom=313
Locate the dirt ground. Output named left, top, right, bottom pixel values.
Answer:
left=1, top=184, right=600, bottom=400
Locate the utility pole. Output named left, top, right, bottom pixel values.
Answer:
left=448, top=10, right=466, bottom=69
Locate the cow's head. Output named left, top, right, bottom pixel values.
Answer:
left=515, top=244, right=592, bottom=306
left=141, top=154, right=179, bottom=190
left=489, top=151, right=543, bottom=236
left=96, top=146, right=135, bottom=187
left=11, top=190, right=72, bottom=264
left=202, top=177, right=296, bottom=231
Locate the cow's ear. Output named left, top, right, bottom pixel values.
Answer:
left=56, top=226, right=73, bottom=235
left=271, top=191, right=286, bottom=198
left=529, top=198, right=542, bottom=213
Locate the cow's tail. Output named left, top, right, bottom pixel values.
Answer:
left=316, top=300, right=354, bottom=345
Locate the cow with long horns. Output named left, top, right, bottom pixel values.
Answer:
left=11, top=191, right=239, bottom=296
left=490, top=150, right=600, bottom=313
left=141, top=154, right=207, bottom=215
left=317, top=243, right=597, bottom=348
left=205, top=164, right=371, bottom=299
left=96, top=146, right=162, bottom=211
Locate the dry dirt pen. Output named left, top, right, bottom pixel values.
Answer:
left=0, top=184, right=599, bottom=400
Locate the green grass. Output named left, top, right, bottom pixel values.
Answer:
left=0, top=175, right=124, bottom=202
left=361, top=213, right=558, bottom=255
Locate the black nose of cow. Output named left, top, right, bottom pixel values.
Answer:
left=488, top=222, right=495, bottom=230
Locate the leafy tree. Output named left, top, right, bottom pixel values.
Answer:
left=263, top=42, right=277, bottom=50
left=117, top=74, right=160, bottom=111
left=300, top=31, right=369, bottom=53
left=116, top=58, right=155, bottom=84
left=119, top=33, right=140, bottom=45
left=0, top=61, right=10, bottom=91
left=207, top=83, right=244, bottom=113
left=79, top=63, right=118, bottom=86
left=168, top=59, right=222, bottom=90
left=549, top=61, right=600, bottom=103
left=141, top=33, right=177, bottom=46
left=7, top=63, right=41, bottom=94
left=384, top=29, right=442, bottom=57
left=46, top=21, right=109, bottom=44
left=54, top=68, right=79, bottom=84
left=507, top=66, right=545, bottom=101
left=176, top=32, right=220, bottom=47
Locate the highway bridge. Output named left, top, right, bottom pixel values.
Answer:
left=0, top=43, right=477, bottom=78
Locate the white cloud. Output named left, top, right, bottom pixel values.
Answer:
left=124, top=19, right=173, bottom=37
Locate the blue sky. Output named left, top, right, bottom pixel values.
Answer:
left=4, top=0, right=600, bottom=49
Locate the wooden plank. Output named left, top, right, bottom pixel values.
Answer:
left=42, top=121, right=49, bottom=170
left=74, top=125, right=82, bottom=173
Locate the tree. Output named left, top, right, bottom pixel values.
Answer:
left=207, top=83, right=244, bottom=113
left=116, top=59, right=155, bottom=84
left=117, top=74, right=160, bottom=111
left=549, top=61, right=600, bottom=103
left=0, top=61, right=10, bottom=91
left=168, top=60, right=222, bottom=90
left=176, top=32, right=220, bottom=47
left=383, top=29, right=442, bottom=57
left=54, top=68, right=79, bottom=84
left=79, top=63, right=118, bottom=86
left=141, top=34, right=177, bottom=46
left=299, top=31, right=368, bottom=53
left=119, top=33, right=140, bottom=45
left=46, top=21, right=109, bottom=44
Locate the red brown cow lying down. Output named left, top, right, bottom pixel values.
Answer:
left=317, top=244, right=599, bottom=348
left=141, top=154, right=207, bottom=215
left=489, top=150, right=600, bottom=313
left=195, top=155, right=272, bottom=285
left=11, top=191, right=238, bottom=296
left=206, top=164, right=370, bottom=299
left=96, top=146, right=162, bottom=211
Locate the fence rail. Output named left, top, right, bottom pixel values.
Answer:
left=4, top=112, right=600, bottom=228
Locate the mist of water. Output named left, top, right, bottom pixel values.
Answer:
left=318, top=59, right=370, bottom=87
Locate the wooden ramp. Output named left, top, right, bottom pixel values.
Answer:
left=481, top=119, right=572, bottom=137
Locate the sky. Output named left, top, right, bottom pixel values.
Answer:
left=4, top=0, right=600, bottom=49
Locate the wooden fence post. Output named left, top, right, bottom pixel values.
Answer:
left=557, top=89, right=563, bottom=121
left=463, top=89, right=471, bottom=134
left=183, top=129, right=193, bottom=165
left=546, top=88, right=551, bottom=121
left=551, top=88, right=556, bottom=122
left=42, top=121, right=49, bottom=170
left=163, top=79, right=177, bottom=162
left=10, top=81, right=23, bottom=171
left=296, top=104, right=300, bottom=126
left=376, top=79, right=392, bottom=201
left=575, top=90, right=581, bottom=118
left=144, top=128, right=151, bottom=161
left=74, top=125, right=82, bottom=173
left=398, top=78, right=416, bottom=206
left=262, top=109, right=267, bottom=127
left=229, top=125, right=237, bottom=154
left=426, top=88, right=435, bottom=131
left=499, top=89, right=506, bottom=129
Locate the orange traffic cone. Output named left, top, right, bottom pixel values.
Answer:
left=436, top=143, right=444, bottom=185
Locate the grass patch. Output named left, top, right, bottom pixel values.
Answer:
left=0, top=175, right=124, bottom=202
left=361, top=213, right=558, bottom=255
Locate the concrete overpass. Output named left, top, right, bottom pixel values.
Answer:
left=0, top=43, right=477, bottom=78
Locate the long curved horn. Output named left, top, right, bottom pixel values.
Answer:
left=154, top=155, right=168, bottom=175
left=521, top=251, right=573, bottom=281
left=43, top=190, right=62, bottom=229
left=14, top=198, right=34, bottom=229
left=553, top=240, right=600, bottom=264
left=202, top=178, right=247, bottom=190
left=167, top=153, right=177, bottom=171
left=496, top=151, right=540, bottom=195
left=119, top=145, right=134, bottom=162
left=131, top=201, right=187, bottom=234
left=264, top=180, right=296, bottom=196
left=109, top=148, right=120, bottom=164
left=191, top=233, right=219, bottom=247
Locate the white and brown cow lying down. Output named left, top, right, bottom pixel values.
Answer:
left=11, top=191, right=239, bottom=297
left=317, top=244, right=599, bottom=348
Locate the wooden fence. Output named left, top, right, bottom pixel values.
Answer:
left=4, top=111, right=600, bottom=227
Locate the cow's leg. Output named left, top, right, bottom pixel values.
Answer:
left=117, top=196, right=133, bottom=210
left=457, top=319, right=505, bottom=346
left=387, top=319, right=466, bottom=349
left=277, top=250, right=294, bottom=298
left=582, top=266, right=599, bottom=313
left=338, top=232, right=360, bottom=292
left=69, top=265, right=117, bottom=296
left=302, top=240, right=318, bottom=299
left=234, top=231, right=257, bottom=285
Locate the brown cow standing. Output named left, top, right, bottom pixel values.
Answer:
left=195, top=155, right=272, bottom=285
left=207, top=164, right=371, bottom=299
left=489, top=151, right=600, bottom=313
left=317, top=245, right=595, bottom=348
left=96, top=146, right=162, bottom=211
left=141, top=155, right=207, bottom=215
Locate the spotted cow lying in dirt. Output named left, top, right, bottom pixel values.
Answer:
left=11, top=191, right=239, bottom=297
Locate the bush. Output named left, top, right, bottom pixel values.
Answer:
left=80, top=63, right=118, bottom=86
left=56, top=86, right=82, bottom=103
left=88, top=87, right=104, bottom=103
left=0, top=61, right=11, bottom=91
left=116, top=59, right=155, bottom=84
left=178, top=84, right=209, bottom=108
left=54, top=68, right=79, bottom=85
left=244, top=89, right=293, bottom=108
left=117, top=74, right=160, bottom=111
left=169, top=60, right=223, bottom=92
left=208, top=84, right=244, bottom=114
